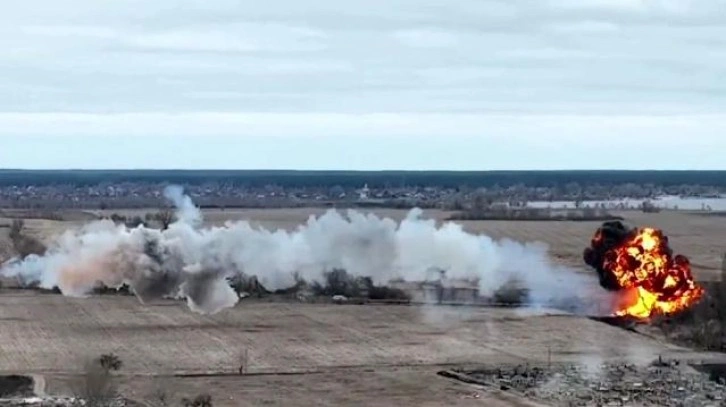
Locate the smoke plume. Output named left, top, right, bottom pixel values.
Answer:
left=163, top=185, right=202, bottom=226
left=1, top=187, right=592, bottom=314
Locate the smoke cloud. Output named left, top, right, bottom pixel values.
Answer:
left=1, top=187, right=593, bottom=314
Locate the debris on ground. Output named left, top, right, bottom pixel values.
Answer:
left=453, top=359, right=726, bottom=406
left=0, top=397, right=142, bottom=406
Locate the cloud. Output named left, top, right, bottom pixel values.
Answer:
left=0, top=0, right=724, bottom=169
left=545, top=21, right=621, bottom=33
left=125, top=24, right=328, bottom=53
left=545, top=0, right=649, bottom=12
left=392, top=29, right=459, bottom=48
left=0, top=112, right=724, bottom=143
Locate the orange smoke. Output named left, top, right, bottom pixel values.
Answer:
left=594, top=227, right=704, bottom=319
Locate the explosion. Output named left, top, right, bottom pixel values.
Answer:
left=583, top=221, right=704, bottom=320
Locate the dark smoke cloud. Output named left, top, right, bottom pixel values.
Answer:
left=583, top=221, right=634, bottom=290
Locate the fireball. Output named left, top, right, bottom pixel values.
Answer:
left=584, top=222, right=704, bottom=320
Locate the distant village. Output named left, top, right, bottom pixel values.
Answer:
left=0, top=180, right=722, bottom=210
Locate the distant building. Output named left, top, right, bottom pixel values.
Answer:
left=357, top=184, right=370, bottom=200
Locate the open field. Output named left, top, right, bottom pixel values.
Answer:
left=1, top=208, right=726, bottom=405
left=0, top=292, right=719, bottom=406
left=0, top=292, right=675, bottom=375
left=3, top=207, right=725, bottom=280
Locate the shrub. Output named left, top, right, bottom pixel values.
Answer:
left=310, top=269, right=363, bottom=298
left=181, top=394, right=213, bottom=407
left=493, top=280, right=530, bottom=305
left=228, top=275, right=268, bottom=297
left=93, top=284, right=132, bottom=296
left=366, top=283, right=410, bottom=301
left=98, top=353, right=123, bottom=371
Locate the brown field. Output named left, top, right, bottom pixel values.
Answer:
left=0, top=291, right=715, bottom=406
left=1, top=208, right=725, bottom=405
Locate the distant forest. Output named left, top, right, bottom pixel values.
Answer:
left=1, top=169, right=726, bottom=188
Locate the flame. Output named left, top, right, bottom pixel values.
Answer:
left=593, top=227, right=704, bottom=319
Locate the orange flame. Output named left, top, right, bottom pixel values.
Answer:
left=595, top=227, right=704, bottom=319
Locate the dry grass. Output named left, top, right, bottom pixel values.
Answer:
left=0, top=292, right=678, bottom=375
left=0, top=292, right=694, bottom=406
left=51, top=367, right=526, bottom=407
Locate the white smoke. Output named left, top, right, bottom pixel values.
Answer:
left=163, top=185, right=201, bottom=226
left=0, top=187, right=591, bottom=314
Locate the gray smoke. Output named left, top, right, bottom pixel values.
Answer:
left=0, top=187, right=594, bottom=314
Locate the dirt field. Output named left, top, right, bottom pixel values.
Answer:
left=1, top=207, right=725, bottom=405
left=0, top=291, right=715, bottom=406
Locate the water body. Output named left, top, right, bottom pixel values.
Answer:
left=527, top=196, right=726, bottom=211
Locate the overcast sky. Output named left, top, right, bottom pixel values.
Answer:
left=1, top=0, right=725, bottom=170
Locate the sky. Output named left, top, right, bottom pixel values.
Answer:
left=1, top=0, right=725, bottom=170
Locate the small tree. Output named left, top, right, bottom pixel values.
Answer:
left=155, top=209, right=174, bottom=230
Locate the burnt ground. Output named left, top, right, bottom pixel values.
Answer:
left=442, top=359, right=725, bottom=406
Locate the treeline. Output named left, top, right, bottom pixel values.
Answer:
left=448, top=207, right=623, bottom=222
left=3, top=170, right=726, bottom=188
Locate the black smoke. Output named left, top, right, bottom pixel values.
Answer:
left=583, top=220, right=635, bottom=291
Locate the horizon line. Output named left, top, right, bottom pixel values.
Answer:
left=2, top=168, right=726, bottom=172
